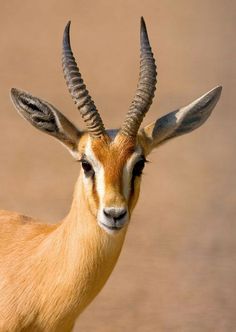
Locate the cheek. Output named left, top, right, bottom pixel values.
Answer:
left=83, top=175, right=99, bottom=215
left=128, top=176, right=142, bottom=212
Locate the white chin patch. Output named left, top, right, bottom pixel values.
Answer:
left=98, top=222, right=120, bottom=235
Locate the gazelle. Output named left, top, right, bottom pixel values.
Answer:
left=0, top=17, right=221, bottom=331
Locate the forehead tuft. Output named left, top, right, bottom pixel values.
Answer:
left=91, top=135, right=136, bottom=164
left=78, top=132, right=145, bottom=166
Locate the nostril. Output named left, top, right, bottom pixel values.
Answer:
left=103, top=207, right=127, bottom=220
left=103, top=209, right=110, bottom=218
left=114, top=210, right=127, bottom=221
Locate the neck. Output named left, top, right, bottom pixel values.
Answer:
left=42, top=174, right=127, bottom=326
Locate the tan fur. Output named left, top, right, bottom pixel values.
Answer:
left=1, top=84, right=220, bottom=330
left=0, top=134, right=141, bottom=332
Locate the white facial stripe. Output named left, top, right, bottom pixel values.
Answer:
left=122, top=146, right=143, bottom=200
left=84, top=137, right=105, bottom=204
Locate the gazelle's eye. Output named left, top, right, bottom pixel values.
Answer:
left=132, top=158, right=146, bottom=177
left=81, top=160, right=94, bottom=176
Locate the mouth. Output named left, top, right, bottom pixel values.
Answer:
left=100, top=222, right=123, bottom=232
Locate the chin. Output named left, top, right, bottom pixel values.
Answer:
left=98, top=223, right=117, bottom=235
left=98, top=219, right=128, bottom=236
left=97, top=221, right=122, bottom=235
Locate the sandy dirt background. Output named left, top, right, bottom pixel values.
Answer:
left=0, top=1, right=235, bottom=331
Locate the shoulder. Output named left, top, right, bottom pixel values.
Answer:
left=0, top=210, right=57, bottom=253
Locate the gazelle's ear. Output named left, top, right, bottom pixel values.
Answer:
left=139, top=86, right=222, bottom=155
left=10, top=88, right=82, bottom=159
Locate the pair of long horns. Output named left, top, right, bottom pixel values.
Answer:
left=62, top=17, right=157, bottom=138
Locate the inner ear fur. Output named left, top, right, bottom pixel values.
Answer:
left=139, top=86, right=222, bottom=154
left=10, top=88, right=82, bottom=158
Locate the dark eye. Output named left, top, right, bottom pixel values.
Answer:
left=132, top=158, right=146, bottom=177
left=81, top=160, right=94, bottom=176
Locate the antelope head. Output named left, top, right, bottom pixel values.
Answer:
left=10, top=18, right=222, bottom=235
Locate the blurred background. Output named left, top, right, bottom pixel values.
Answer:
left=0, top=0, right=235, bottom=331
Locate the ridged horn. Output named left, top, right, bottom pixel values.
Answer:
left=120, top=17, right=157, bottom=137
left=62, top=21, right=106, bottom=138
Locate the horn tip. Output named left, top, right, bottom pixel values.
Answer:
left=140, top=16, right=149, bottom=45
left=63, top=21, right=71, bottom=48
left=140, top=16, right=145, bottom=25
left=65, top=20, right=71, bottom=33
left=140, top=16, right=146, bottom=31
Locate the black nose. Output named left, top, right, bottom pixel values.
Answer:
left=103, top=207, right=127, bottom=221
